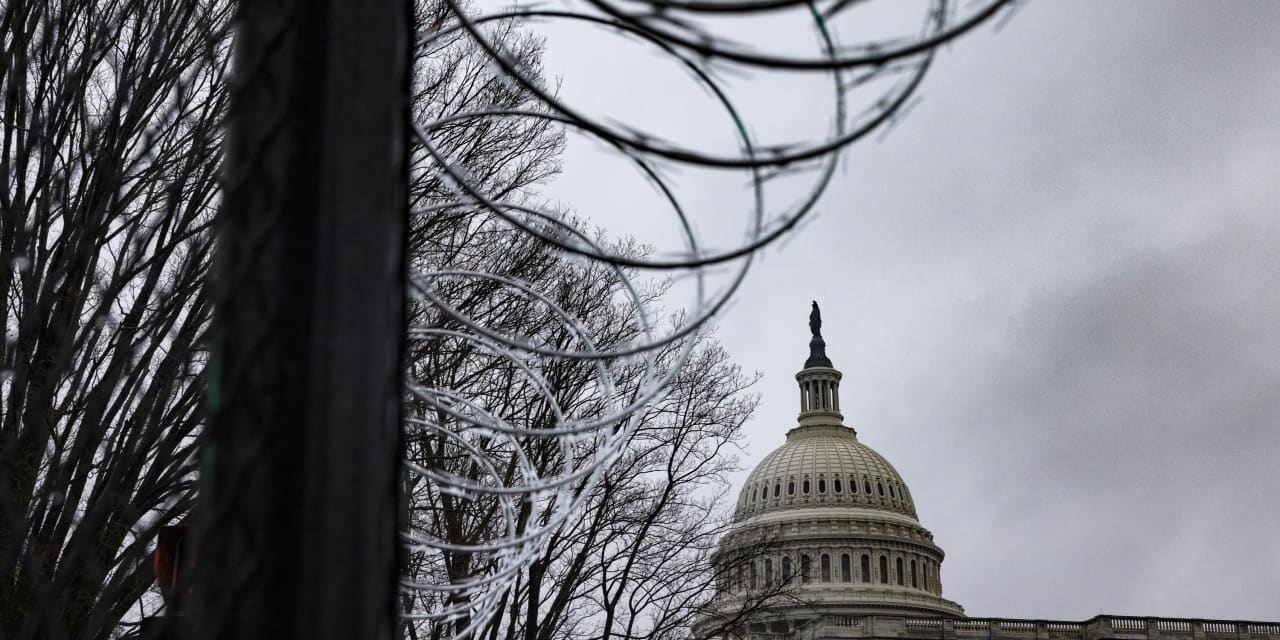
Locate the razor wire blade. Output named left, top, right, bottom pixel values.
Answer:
left=401, top=0, right=1017, bottom=636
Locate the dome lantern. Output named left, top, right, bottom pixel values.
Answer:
left=796, top=302, right=847, bottom=430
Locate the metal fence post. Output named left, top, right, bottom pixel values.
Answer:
left=194, top=2, right=408, bottom=639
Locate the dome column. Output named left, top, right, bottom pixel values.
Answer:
left=796, top=302, right=847, bottom=429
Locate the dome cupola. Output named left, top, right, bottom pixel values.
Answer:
left=797, top=301, right=844, bottom=429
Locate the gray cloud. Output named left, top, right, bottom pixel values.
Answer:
left=938, top=214, right=1280, bottom=617
left=528, top=0, right=1280, bottom=623
left=702, top=0, right=1280, bottom=622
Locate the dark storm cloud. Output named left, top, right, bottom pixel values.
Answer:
left=529, top=0, right=1280, bottom=623
left=709, top=0, right=1280, bottom=622
left=866, top=2, right=1280, bottom=619
left=943, top=213, right=1280, bottom=617
left=992, top=226, right=1280, bottom=482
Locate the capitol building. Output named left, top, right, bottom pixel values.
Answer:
left=697, top=304, right=1280, bottom=640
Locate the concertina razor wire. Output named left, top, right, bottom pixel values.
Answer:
left=0, top=0, right=1017, bottom=637
left=401, top=0, right=1019, bottom=637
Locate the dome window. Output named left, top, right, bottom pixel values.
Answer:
left=773, top=483, right=781, bottom=498
left=802, top=480, right=810, bottom=494
left=821, top=554, right=831, bottom=582
left=764, top=559, right=773, bottom=586
left=787, top=481, right=795, bottom=496
left=818, top=479, right=826, bottom=494
left=833, top=479, right=842, bottom=493
left=896, top=558, right=904, bottom=585
left=840, top=554, right=851, bottom=582
left=888, top=484, right=895, bottom=498
left=801, top=555, right=812, bottom=583
left=879, top=556, right=889, bottom=584
left=782, top=557, right=793, bottom=581
left=864, top=479, right=871, bottom=494
left=859, top=555, right=870, bottom=583
left=876, top=481, right=884, bottom=496
left=848, top=478, right=856, bottom=494
left=911, top=560, right=918, bottom=588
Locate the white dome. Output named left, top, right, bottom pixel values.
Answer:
left=735, top=426, right=918, bottom=521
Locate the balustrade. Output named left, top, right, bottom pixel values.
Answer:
left=787, top=615, right=1280, bottom=640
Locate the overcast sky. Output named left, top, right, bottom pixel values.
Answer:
left=527, top=0, right=1280, bottom=621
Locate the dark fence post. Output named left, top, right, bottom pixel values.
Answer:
left=194, top=2, right=407, bottom=639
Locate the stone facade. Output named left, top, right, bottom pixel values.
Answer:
left=789, top=616, right=1280, bottom=640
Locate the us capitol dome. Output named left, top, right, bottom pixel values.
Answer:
left=696, top=303, right=1280, bottom=640
left=702, top=301, right=961, bottom=638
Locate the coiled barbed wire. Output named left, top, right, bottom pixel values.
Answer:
left=402, top=0, right=1019, bottom=636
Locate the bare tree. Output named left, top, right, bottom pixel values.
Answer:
left=400, top=206, right=773, bottom=640
left=0, top=0, right=561, bottom=637
left=504, top=333, right=765, bottom=640
left=0, top=2, right=229, bottom=637
left=1, top=0, right=859, bottom=638
left=397, top=5, right=795, bottom=638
